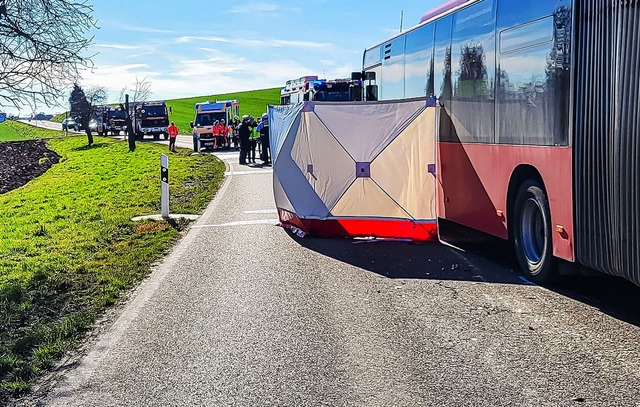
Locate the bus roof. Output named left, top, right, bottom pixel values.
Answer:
left=419, top=0, right=479, bottom=24
left=364, top=0, right=480, bottom=53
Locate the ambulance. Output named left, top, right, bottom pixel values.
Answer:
left=190, top=100, right=240, bottom=150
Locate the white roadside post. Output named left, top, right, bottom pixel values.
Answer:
left=160, top=154, right=169, bottom=219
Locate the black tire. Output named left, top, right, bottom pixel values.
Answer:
left=163, top=133, right=169, bottom=140
left=512, top=180, right=556, bottom=283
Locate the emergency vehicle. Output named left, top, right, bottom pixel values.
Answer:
left=280, top=76, right=362, bottom=105
left=133, top=100, right=170, bottom=140
left=190, top=100, right=240, bottom=150
left=103, top=106, right=127, bottom=136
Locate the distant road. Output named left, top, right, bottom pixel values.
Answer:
left=17, top=119, right=82, bottom=133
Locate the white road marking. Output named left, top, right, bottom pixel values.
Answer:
left=192, top=219, right=280, bottom=228
left=225, top=170, right=273, bottom=176
left=243, top=209, right=277, bottom=214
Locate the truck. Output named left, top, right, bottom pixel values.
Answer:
left=280, top=76, right=362, bottom=105
left=132, top=100, right=170, bottom=140
left=103, top=106, right=127, bottom=136
left=190, top=100, right=240, bottom=151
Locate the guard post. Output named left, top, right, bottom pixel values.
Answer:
left=161, top=154, right=169, bottom=219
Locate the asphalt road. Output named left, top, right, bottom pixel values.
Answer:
left=16, top=136, right=640, bottom=406
left=18, top=119, right=69, bottom=132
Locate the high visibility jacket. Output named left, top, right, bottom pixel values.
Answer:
left=250, top=126, right=259, bottom=140
left=167, top=124, right=179, bottom=137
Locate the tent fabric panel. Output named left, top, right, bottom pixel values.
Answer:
left=291, top=112, right=356, bottom=210
left=371, top=107, right=437, bottom=220
left=278, top=209, right=437, bottom=241
left=333, top=218, right=437, bottom=241
left=314, top=100, right=427, bottom=162
left=273, top=113, right=330, bottom=219
left=269, top=103, right=304, bottom=164
left=272, top=172, right=295, bottom=214
left=331, top=178, right=410, bottom=219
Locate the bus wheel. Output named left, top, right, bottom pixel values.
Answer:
left=163, top=133, right=169, bottom=140
left=513, top=180, right=555, bottom=284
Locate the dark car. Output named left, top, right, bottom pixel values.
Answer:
left=61, top=118, right=77, bottom=131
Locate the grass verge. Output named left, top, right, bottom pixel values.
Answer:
left=2, top=121, right=66, bottom=140
left=0, top=122, right=22, bottom=141
left=0, top=124, right=225, bottom=400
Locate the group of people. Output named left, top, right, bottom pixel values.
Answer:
left=238, top=114, right=270, bottom=165
left=167, top=114, right=271, bottom=166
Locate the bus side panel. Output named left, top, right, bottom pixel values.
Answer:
left=574, top=1, right=640, bottom=284
left=437, top=142, right=574, bottom=261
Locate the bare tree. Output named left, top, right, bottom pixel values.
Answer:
left=0, top=0, right=97, bottom=110
left=70, top=83, right=107, bottom=146
left=118, top=86, right=127, bottom=104
left=119, top=76, right=153, bottom=104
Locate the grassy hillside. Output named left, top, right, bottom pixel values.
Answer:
left=0, top=122, right=225, bottom=398
left=50, top=114, right=65, bottom=123
left=166, top=87, right=280, bottom=133
left=51, top=87, right=281, bottom=133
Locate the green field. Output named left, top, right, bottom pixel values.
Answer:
left=0, top=122, right=225, bottom=398
left=0, top=122, right=24, bottom=141
left=51, top=87, right=282, bottom=133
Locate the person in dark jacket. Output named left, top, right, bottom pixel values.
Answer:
left=238, top=115, right=252, bottom=165
left=258, top=113, right=270, bottom=164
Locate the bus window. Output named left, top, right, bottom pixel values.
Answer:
left=380, top=36, right=406, bottom=100
left=450, top=0, right=496, bottom=144
left=405, top=23, right=435, bottom=99
left=496, top=0, right=571, bottom=146
left=364, top=46, right=382, bottom=69
left=434, top=15, right=453, bottom=142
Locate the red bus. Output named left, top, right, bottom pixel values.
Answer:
left=362, top=0, right=640, bottom=285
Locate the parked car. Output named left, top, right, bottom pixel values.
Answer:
left=61, top=118, right=77, bottom=131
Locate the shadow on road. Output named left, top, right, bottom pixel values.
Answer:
left=291, top=233, right=523, bottom=285
left=289, top=220, right=640, bottom=328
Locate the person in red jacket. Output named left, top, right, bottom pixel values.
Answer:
left=167, top=122, right=179, bottom=152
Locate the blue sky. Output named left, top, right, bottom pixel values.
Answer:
left=54, top=0, right=440, bottom=112
left=6, top=1, right=444, bottom=114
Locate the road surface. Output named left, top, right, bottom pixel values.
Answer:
left=12, top=128, right=640, bottom=406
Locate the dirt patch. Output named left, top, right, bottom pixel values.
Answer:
left=0, top=140, right=60, bottom=194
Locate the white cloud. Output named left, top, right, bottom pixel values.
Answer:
left=95, top=43, right=145, bottom=50
left=175, top=36, right=231, bottom=44
left=99, top=20, right=175, bottom=34
left=174, top=35, right=331, bottom=49
left=73, top=54, right=274, bottom=104
left=88, top=63, right=151, bottom=74
left=230, top=2, right=279, bottom=13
